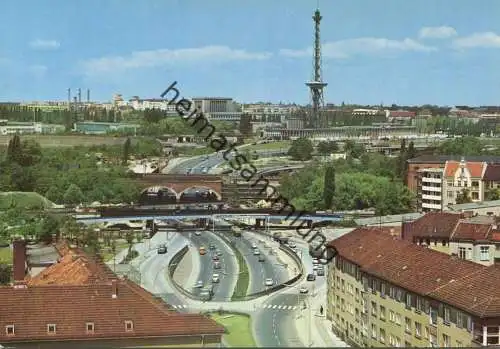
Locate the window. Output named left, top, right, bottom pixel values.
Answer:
left=380, top=306, right=386, bottom=320
left=430, top=334, right=438, bottom=347
left=380, top=283, right=386, bottom=298
left=416, top=297, right=422, bottom=313
left=405, top=317, right=412, bottom=333
left=430, top=306, right=438, bottom=326
left=371, top=301, right=377, bottom=316
left=458, top=247, right=467, bottom=260
left=86, top=322, right=95, bottom=334
left=379, top=328, right=385, bottom=343
left=444, top=307, right=450, bottom=325
left=405, top=293, right=412, bottom=309
left=389, top=310, right=395, bottom=322
left=5, top=325, right=14, bottom=336
left=480, top=246, right=490, bottom=261
left=472, top=181, right=479, bottom=187
left=447, top=191, right=453, bottom=198
left=456, top=311, right=463, bottom=328
left=395, top=313, right=402, bottom=325
left=415, top=322, right=422, bottom=337
left=125, top=320, right=134, bottom=332
left=371, top=324, right=377, bottom=339
left=47, top=324, right=56, bottom=334
left=447, top=180, right=453, bottom=186
left=472, top=191, right=479, bottom=200
left=443, top=334, right=451, bottom=347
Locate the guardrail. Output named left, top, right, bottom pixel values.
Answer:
left=167, top=245, right=207, bottom=302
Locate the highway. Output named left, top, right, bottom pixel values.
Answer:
left=188, top=231, right=237, bottom=302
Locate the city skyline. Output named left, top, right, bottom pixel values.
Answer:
left=0, top=0, right=500, bottom=105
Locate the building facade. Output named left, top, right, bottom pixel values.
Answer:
left=442, top=159, right=486, bottom=206
left=327, top=227, right=500, bottom=347
left=416, top=168, right=444, bottom=212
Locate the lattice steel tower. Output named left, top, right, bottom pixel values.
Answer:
left=305, top=8, right=328, bottom=128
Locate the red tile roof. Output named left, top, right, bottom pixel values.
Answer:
left=0, top=279, right=224, bottom=343
left=444, top=161, right=485, bottom=177
left=403, top=212, right=462, bottom=240
left=327, top=227, right=500, bottom=318
left=483, top=163, right=500, bottom=182
left=451, top=222, right=492, bottom=241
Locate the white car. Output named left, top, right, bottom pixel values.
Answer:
left=195, top=231, right=201, bottom=236
left=194, top=280, right=203, bottom=288
left=312, top=259, right=319, bottom=265
left=299, top=286, right=309, bottom=294
left=265, top=278, right=274, bottom=287
left=253, top=249, right=260, bottom=256
left=251, top=243, right=258, bottom=249
left=288, top=241, right=296, bottom=248
left=212, top=274, right=220, bottom=283
left=313, top=265, right=318, bottom=271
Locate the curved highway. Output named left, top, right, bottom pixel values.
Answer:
left=188, top=231, right=238, bottom=302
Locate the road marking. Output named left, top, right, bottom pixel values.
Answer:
left=272, top=305, right=278, bottom=309
left=277, top=305, right=283, bottom=309
left=182, top=305, right=188, bottom=308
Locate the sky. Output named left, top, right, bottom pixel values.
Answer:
left=1, top=0, right=500, bottom=106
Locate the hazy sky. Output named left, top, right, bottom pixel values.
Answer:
left=1, top=0, right=500, bottom=105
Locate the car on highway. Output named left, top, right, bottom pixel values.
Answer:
left=265, top=278, right=274, bottom=287
left=157, top=245, right=167, bottom=254
left=213, top=261, right=221, bottom=269
left=201, top=167, right=208, bottom=174
left=209, top=244, right=216, bottom=250
left=313, top=265, right=318, bottom=271
left=212, top=255, right=220, bottom=261
left=258, top=255, right=265, bottom=262
left=307, top=273, right=316, bottom=281
left=312, top=258, right=319, bottom=265
left=251, top=242, right=258, bottom=249
left=195, top=231, right=202, bottom=236
left=194, top=280, right=204, bottom=288
left=199, top=247, right=206, bottom=255
left=216, top=250, right=222, bottom=256
left=212, top=274, right=220, bottom=283
left=253, top=249, right=260, bottom=255
left=299, top=286, right=309, bottom=294
left=288, top=241, right=296, bottom=248
left=317, top=268, right=325, bottom=276
left=200, top=287, right=213, bottom=301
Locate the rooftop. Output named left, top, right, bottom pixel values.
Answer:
left=483, top=163, right=500, bottom=182
left=448, top=199, right=500, bottom=211
left=408, top=155, right=500, bottom=164
left=327, top=227, right=500, bottom=318
left=444, top=160, right=485, bottom=177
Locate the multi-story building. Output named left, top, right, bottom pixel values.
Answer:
left=402, top=212, right=500, bottom=266
left=406, top=155, right=500, bottom=195
left=482, top=163, right=500, bottom=192
left=192, top=97, right=242, bottom=122
left=327, top=226, right=500, bottom=347
left=443, top=159, right=486, bottom=205
left=416, top=168, right=444, bottom=212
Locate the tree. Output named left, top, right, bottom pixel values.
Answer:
left=125, top=231, right=134, bottom=251
left=6, top=134, right=22, bottom=163
left=323, top=165, right=336, bottom=209
left=60, top=216, right=81, bottom=242
left=455, top=189, right=473, bottom=204
left=122, top=137, right=131, bottom=165
left=83, top=226, right=100, bottom=256
left=0, top=264, right=11, bottom=285
left=317, top=141, right=339, bottom=155
left=288, top=138, right=314, bottom=161
left=239, top=113, right=253, bottom=137
left=63, top=184, right=85, bottom=205
left=486, top=188, right=500, bottom=201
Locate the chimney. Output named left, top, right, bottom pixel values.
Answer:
left=111, top=279, right=118, bottom=299
left=12, top=239, right=27, bottom=282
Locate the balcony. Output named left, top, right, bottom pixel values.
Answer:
left=421, top=177, right=442, bottom=184
left=422, top=202, right=442, bottom=210
left=421, top=186, right=441, bottom=192
left=422, top=194, right=442, bottom=201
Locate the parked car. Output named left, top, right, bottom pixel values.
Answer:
left=265, top=278, right=274, bottom=287
left=299, top=286, right=309, bottom=294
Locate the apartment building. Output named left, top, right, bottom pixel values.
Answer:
left=443, top=159, right=486, bottom=205
left=327, top=227, right=500, bottom=347
left=192, top=97, right=242, bottom=122
left=402, top=212, right=500, bottom=266
left=416, top=168, right=444, bottom=212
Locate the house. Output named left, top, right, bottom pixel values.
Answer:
left=0, top=240, right=224, bottom=348
left=326, top=226, right=500, bottom=347
left=442, top=158, right=486, bottom=205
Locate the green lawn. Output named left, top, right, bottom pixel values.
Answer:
left=243, top=140, right=291, bottom=151
left=209, top=313, right=256, bottom=347
left=0, top=247, right=12, bottom=264
left=231, top=248, right=249, bottom=300
left=0, top=134, right=128, bottom=147
left=100, top=242, right=130, bottom=262
left=0, top=192, right=55, bottom=210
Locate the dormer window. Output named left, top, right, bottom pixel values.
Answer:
left=5, top=325, right=15, bottom=336
left=125, top=320, right=134, bottom=332
left=47, top=324, right=56, bottom=334
left=86, top=322, right=95, bottom=334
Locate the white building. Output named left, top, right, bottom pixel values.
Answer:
left=0, top=120, right=43, bottom=135
left=192, top=97, right=242, bottom=122
left=443, top=158, right=486, bottom=206
left=418, top=168, right=444, bottom=212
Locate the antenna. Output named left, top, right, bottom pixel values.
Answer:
left=77, top=88, right=82, bottom=104
left=87, top=89, right=90, bottom=103
left=67, top=88, right=71, bottom=105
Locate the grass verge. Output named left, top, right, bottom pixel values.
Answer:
left=0, top=135, right=128, bottom=147
left=100, top=242, right=130, bottom=262
left=245, top=140, right=291, bottom=151
left=0, top=247, right=12, bottom=264
left=0, top=192, right=56, bottom=210
left=209, top=312, right=256, bottom=347
left=230, top=245, right=249, bottom=300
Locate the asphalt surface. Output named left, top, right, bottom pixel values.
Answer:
left=168, top=149, right=289, bottom=174
left=253, top=292, right=309, bottom=347
left=188, top=231, right=237, bottom=302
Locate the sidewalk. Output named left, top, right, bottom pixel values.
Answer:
left=172, top=245, right=198, bottom=288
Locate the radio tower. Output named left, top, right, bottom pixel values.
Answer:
left=305, top=6, right=328, bottom=129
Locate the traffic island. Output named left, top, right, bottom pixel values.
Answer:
left=208, top=312, right=256, bottom=347
left=230, top=247, right=249, bottom=300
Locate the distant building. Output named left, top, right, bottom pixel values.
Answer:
left=74, top=121, right=140, bottom=135
left=192, top=97, right=242, bottom=122
left=416, top=168, right=444, bottom=212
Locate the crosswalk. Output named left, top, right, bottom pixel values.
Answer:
left=259, top=304, right=298, bottom=311
left=170, top=304, right=189, bottom=309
